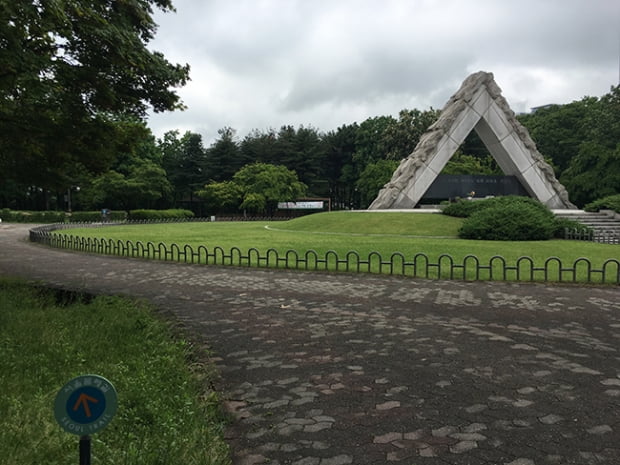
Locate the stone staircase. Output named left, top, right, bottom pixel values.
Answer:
left=553, top=210, right=620, bottom=244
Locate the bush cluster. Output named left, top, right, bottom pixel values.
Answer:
left=584, top=194, right=620, bottom=214
left=441, top=200, right=481, bottom=218
left=128, top=209, right=195, bottom=220
left=444, top=196, right=588, bottom=241
left=0, top=209, right=66, bottom=223
left=551, top=217, right=593, bottom=238
left=69, top=210, right=127, bottom=222
left=458, top=202, right=556, bottom=241
left=0, top=209, right=196, bottom=223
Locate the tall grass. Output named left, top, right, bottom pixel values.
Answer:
left=0, top=279, right=230, bottom=465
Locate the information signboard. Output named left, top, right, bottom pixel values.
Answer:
left=54, top=374, right=118, bottom=436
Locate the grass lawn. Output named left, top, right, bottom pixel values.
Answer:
left=0, top=278, right=230, bottom=465
left=58, top=211, right=619, bottom=283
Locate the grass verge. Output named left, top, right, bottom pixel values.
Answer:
left=0, top=278, right=230, bottom=465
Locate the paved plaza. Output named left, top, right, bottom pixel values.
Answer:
left=1, top=223, right=619, bottom=464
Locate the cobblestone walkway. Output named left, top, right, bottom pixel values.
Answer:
left=1, top=224, right=620, bottom=464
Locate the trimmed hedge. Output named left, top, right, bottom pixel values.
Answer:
left=129, top=209, right=195, bottom=220
left=0, top=209, right=66, bottom=223
left=0, top=209, right=194, bottom=223
left=69, top=210, right=127, bottom=222
left=584, top=194, right=620, bottom=214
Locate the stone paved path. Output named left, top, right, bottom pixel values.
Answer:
left=1, top=223, right=620, bottom=464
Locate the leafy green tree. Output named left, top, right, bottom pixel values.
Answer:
left=81, top=156, right=172, bottom=212
left=517, top=98, right=596, bottom=174
left=560, top=142, right=620, bottom=206
left=237, top=126, right=327, bottom=194
left=161, top=131, right=208, bottom=205
left=0, top=0, right=189, bottom=202
left=233, top=163, right=307, bottom=215
left=204, top=127, right=245, bottom=182
left=383, top=108, right=440, bottom=160
left=198, top=163, right=306, bottom=215
left=441, top=152, right=500, bottom=175
left=558, top=86, right=620, bottom=206
left=239, top=128, right=278, bottom=165
left=353, top=116, right=395, bottom=167
left=356, top=159, right=399, bottom=208
left=196, top=181, right=243, bottom=213
left=322, top=124, right=359, bottom=209
left=239, top=192, right=267, bottom=214
left=273, top=125, right=327, bottom=194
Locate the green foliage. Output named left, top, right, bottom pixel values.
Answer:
left=443, top=196, right=551, bottom=218
left=0, top=0, right=189, bottom=194
left=519, top=86, right=620, bottom=206
left=237, top=126, right=327, bottom=195
left=442, top=200, right=485, bottom=217
left=382, top=108, right=440, bottom=160
left=69, top=210, right=127, bottom=222
left=444, top=196, right=564, bottom=241
left=355, top=159, right=399, bottom=208
left=560, top=141, right=620, bottom=206
left=82, top=157, right=172, bottom=212
left=441, top=152, right=501, bottom=175
left=231, top=163, right=307, bottom=214
left=197, top=181, right=244, bottom=213
left=239, top=192, right=267, bottom=214
left=584, top=194, right=620, bottom=213
left=458, top=202, right=556, bottom=241
left=0, top=279, right=230, bottom=465
left=162, top=131, right=208, bottom=204
left=437, top=197, right=593, bottom=239
left=551, top=217, right=592, bottom=238
left=205, top=127, right=243, bottom=182
left=353, top=116, right=396, bottom=166
left=129, top=209, right=195, bottom=220
left=517, top=100, right=595, bottom=174
left=322, top=123, right=358, bottom=208
left=0, top=209, right=66, bottom=223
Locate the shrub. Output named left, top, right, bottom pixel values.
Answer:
left=443, top=196, right=547, bottom=218
left=129, top=209, right=195, bottom=220
left=442, top=200, right=482, bottom=217
left=584, top=194, right=620, bottom=214
left=69, top=210, right=127, bottom=222
left=0, top=209, right=66, bottom=223
left=458, top=202, right=556, bottom=241
left=551, top=217, right=592, bottom=239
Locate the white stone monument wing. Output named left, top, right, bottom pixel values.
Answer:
left=369, top=71, right=576, bottom=209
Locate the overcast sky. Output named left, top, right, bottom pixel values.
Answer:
left=147, top=0, right=619, bottom=144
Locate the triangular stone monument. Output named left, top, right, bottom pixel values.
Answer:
left=369, top=71, right=576, bottom=209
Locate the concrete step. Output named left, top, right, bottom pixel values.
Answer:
left=553, top=210, right=620, bottom=244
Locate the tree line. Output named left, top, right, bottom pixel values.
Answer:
left=2, top=86, right=617, bottom=214
left=1, top=1, right=617, bottom=214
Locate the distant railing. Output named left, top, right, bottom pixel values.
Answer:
left=565, top=228, right=620, bottom=245
left=29, top=223, right=620, bottom=285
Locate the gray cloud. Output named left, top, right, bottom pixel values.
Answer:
left=148, top=0, right=619, bottom=143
